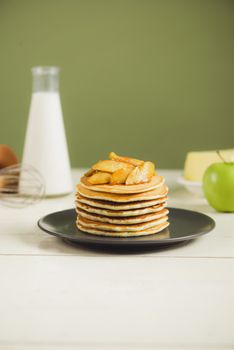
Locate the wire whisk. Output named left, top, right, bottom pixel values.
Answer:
left=0, top=164, right=45, bottom=207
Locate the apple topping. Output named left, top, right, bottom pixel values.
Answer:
left=84, top=153, right=156, bottom=185
left=110, top=167, right=132, bottom=185
left=141, top=161, right=156, bottom=180
left=125, top=161, right=156, bottom=185
left=87, top=172, right=111, bottom=185
left=92, top=160, right=133, bottom=173
left=125, top=167, right=141, bottom=185
left=109, top=152, right=144, bottom=167
left=84, top=168, right=96, bottom=177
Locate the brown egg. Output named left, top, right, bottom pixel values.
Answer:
left=0, top=144, right=18, bottom=169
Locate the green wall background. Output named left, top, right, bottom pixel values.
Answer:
left=0, top=0, right=233, bottom=168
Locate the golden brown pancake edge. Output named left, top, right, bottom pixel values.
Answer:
left=77, top=221, right=170, bottom=237
left=80, top=175, right=164, bottom=194
left=77, top=184, right=169, bottom=203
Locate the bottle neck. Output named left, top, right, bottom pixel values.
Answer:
left=32, top=66, right=60, bottom=93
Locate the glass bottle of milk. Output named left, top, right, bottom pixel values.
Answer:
left=22, top=66, right=72, bottom=196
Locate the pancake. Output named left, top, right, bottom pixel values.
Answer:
left=77, top=221, right=170, bottom=237
left=77, top=215, right=168, bottom=232
left=76, top=194, right=168, bottom=210
left=77, top=208, right=169, bottom=224
left=76, top=200, right=167, bottom=217
left=77, top=184, right=168, bottom=203
left=76, top=157, right=170, bottom=238
left=80, top=175, right=164, bottom=194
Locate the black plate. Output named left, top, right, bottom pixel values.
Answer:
left=38, top=208, right=215, bottom=247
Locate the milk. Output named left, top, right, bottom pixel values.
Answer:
left=22, top=67, right=72, bottom=196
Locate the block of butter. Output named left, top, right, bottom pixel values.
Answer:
left=184, top=149, right=234, bottom=182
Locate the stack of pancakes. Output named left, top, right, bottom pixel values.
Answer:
left=76, top=175, right=169, bottom=237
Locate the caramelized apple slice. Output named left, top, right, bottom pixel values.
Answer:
left=141, top=161, right=156, bottom=180
left=110, top=167, right=132, bottom=185
left=125, top=161, right=156, bottom=185
left=92, top=160, right=133, bottom=173
left=125, top=167, right=141, bottom=185
left=109, top=152, right=144, bottom=167
left=85, top=168, right=96, bottom=177
left=87, top=172, right=111, bottom=185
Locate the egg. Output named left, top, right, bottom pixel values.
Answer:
left=0, top=145, right=18, bottom=169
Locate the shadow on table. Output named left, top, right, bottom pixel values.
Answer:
left=17, top=228, right=194, bottom=257
left=60, top=237, right=194, bottom=255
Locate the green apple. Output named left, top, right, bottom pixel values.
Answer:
left=203, top=162, right=234, bottom=212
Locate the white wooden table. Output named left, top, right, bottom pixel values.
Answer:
left=0, top=169, right=233, bottom=350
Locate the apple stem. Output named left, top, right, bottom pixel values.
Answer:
left=216, top=150, right=227, bottom=163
